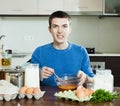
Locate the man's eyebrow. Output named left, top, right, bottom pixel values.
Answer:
left=51, top=23, right=68, bottom=26
left=52, top=23, right=57, bottom=25
left=63, top=24, right=68, bottom=25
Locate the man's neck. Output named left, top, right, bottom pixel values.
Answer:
left=53, top=42, right=69, bottom=50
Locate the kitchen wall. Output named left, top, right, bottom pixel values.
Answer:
left=0, top=16, right=120, bottom=53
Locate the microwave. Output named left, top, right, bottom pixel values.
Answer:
left=103, top=0, right=120, bottom=16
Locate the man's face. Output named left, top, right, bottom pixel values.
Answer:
left=49, top=18, right=71, bottom=44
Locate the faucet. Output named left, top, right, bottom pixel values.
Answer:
left=0, top=35, right=6, bottom=50
left=0, top=35, right=5, bottom=40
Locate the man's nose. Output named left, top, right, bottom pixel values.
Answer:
left=58, top=27, right=63, bottom=33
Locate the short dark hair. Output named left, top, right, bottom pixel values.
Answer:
left=49, top=11, right=71, bottom=28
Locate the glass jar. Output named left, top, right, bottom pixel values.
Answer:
left=2, top=49, right=12, bottom=67
left=25, top=63, right=40, bottom=87
left=0, top=47, right=2, bottom=66
left=93, top=69, right=114, bottom=92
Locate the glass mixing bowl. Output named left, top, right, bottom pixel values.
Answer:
left=55, top=74, right=80, bottom=91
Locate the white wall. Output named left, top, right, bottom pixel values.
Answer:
left=0, top=16, right=120, bottom=53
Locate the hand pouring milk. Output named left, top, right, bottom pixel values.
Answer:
left=25, top=63, right=40, bottom=87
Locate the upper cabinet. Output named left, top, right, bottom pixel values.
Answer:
left=64, top=0, right=81, bottom=12
left=0, top=0, right=38, bottom=15
left=38, top=0, right=64, bottom=15
left=64, top=0, right=102, bottom=13
left=103, top=0, right=120, bottom=15
left=79, top=0, right=102, bottom=12
left=0, top=0, right=103, bottom=15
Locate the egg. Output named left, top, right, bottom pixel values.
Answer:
left=87, top=88, right=94, bottom=96
left=33, top=87, right=41, bottom=94
left=19, top=86, right=28, bottom=94
left=25, top=87, right=34, bottom=94
left=75, top=86, right=94, bottom=99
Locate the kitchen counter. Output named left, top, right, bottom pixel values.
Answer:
left=11, top=53, right=32, bottom=68
left=89, top=53, right=120, bottom=57
left=0, top=86, right=120, bottom=106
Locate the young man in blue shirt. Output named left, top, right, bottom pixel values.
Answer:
left=31, top=11, right=94, bottom=86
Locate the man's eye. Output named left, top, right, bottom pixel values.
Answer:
left=63, top=25, right=68, bottom=28
left=52, top=25, right=58, bottom=28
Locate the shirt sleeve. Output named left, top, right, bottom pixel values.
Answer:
left=81, top=47, right=94, bottom=77
left=30, top=47, right=41, bottom=66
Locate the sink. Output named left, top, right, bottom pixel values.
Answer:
left=12, top=53, right=27, bottom=58
left=95, top=52, right=103, bottom=54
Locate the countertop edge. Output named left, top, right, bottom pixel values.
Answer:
left=89, top=53, right=120, bottom=57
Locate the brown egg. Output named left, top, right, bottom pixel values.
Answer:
left=33, top=87, right=41, bottom=94
left=87, top=89, right=94, bottom=96
left=19, top=86, right=28, bottom=94
left=75, top=86, right=94, bottom=99
left=75, top=87, right=86, bottom=98
left=25, top=87, right=34, bottom=94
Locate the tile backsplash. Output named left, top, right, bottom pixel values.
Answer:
left=0, top=16, right=120, bottom=53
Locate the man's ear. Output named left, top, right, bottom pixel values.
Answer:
left=70, top=27, right=72, bottom=33
left=69, top=26, right=72, bottom=34
left=48, top=27, right=51, bottom=33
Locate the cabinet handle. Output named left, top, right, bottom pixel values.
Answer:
left=78, top=6, right=88, bottom=9
left=12, top=10, right=24, bottom=12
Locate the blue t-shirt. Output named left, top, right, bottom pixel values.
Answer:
left=31, top=42, right=94, bottom=86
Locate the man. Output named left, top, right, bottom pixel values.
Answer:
left=31, top=11, right=94, bottom=86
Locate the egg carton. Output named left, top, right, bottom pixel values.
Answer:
left=54, top=90, right=91, bottom=102
left=0, top=93, right=18, bottom=101
left=18, top=91, right=45, bottom=100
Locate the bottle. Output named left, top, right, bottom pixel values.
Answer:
left=0, top=48, right=2, bottom=66
left=0, top=35, right=6, bottom=67
left=2, top=49, right=12, bottom=67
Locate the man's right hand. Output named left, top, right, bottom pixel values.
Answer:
left=40, top=66, right=54, bottom=80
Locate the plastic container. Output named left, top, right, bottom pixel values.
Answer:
left=93, top=69, right=114, bottom=92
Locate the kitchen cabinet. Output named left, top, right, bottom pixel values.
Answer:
left=0, top=0, right=103, bottom=15
left=90, top=56, right=120, bottom=87
left=105, top=57, right=120, bottom=87
left=0, top=0, right=38, bottom=15
left=64, top=0, right=80, bottom=12
left=103, top=0, right=120, bottom=15
left=39, top=0, right=103, bottom=15
left=0, top=71, right=4, bottom=79
left=79, top=0, right=102, bottom=12
left=38, top=0, right=64, bottom=15
left=64, top=0, right=102, bottom=12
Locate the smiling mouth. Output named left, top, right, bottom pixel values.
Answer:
left=57, top=35, right=64, bottom=39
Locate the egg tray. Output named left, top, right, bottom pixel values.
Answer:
left=54, top=90, right=91, bottom=102
left=0, top=93, right=18, bottom=101
left=18, top=91, right=45, bottom=100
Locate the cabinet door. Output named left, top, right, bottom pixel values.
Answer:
left=0, top=0, right=38, bottom=15
left=64, top=0, right=102, bottom=12
left=64, top=0, right=81, bottom=11
left=0, top=72, right=5, bottom=79
left=79, top=0, right=102, bottom=11
left=38, top=0, right=64, bottom=15
left=106, top=57, right=120, bottom=87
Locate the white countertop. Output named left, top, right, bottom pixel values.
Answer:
left=89, top=53, right=120, bottom=57
left=11, top=53, right=32, bottom=68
